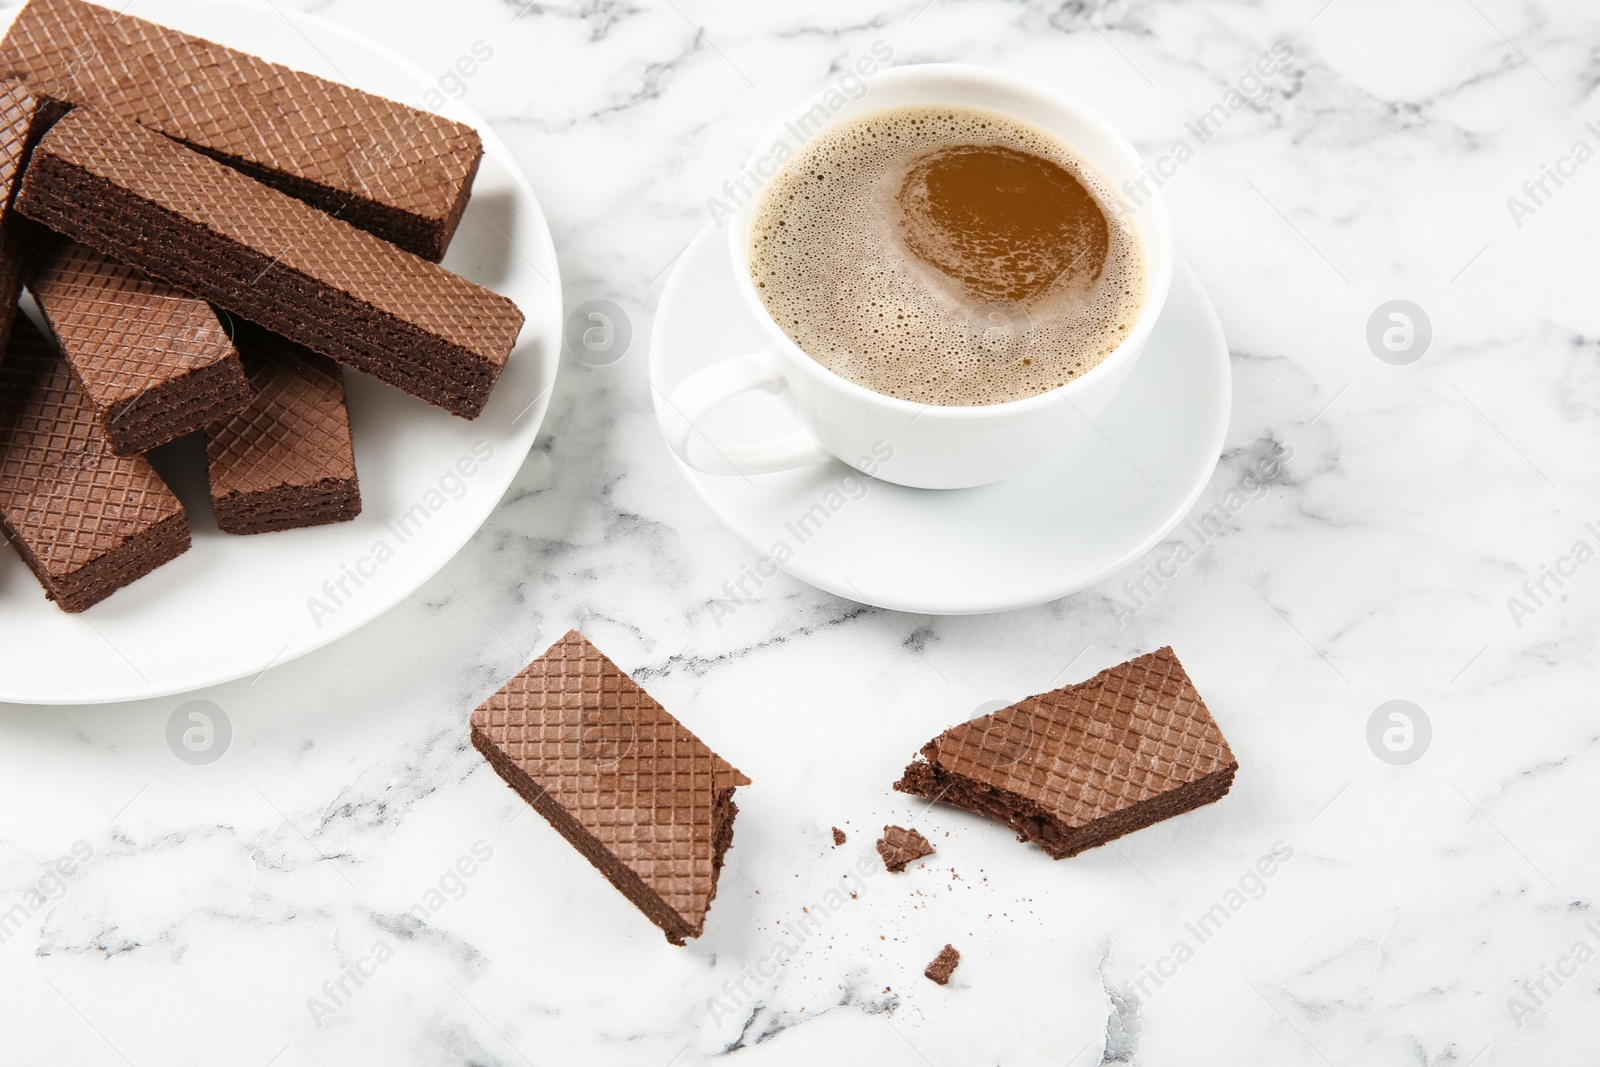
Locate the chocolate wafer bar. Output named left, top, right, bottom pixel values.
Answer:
left=0, top=312, right=187, bottom=611
left=471, top=631, right=751, bottom=945
left=205, top=320, right=360, bottom=535
left=0, top=78, right=64, bottom=351
left=17, top=107, right=524, bottom=419
left=895, top=648, right=1237, bottom=860
left=0, top=0, right=481, bottom=260
left=30, top=239, right=251, bottom=454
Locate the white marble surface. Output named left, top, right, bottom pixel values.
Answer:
left=4, top=0, right=1600, bottom=1063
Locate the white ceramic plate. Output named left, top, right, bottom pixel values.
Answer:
left=0, top=0, right=561, bottom=704
left=649, top=224, right=1230, bottom=615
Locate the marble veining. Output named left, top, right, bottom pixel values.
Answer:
left=2, top=0, right=1598, bottom=1063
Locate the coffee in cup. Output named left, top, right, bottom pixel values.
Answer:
left=746, top=104, right=1144, bottom=406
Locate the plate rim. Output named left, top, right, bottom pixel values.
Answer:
left=0, top=0, right=562, bottom=704
left=649, top=223, right=1230, bottom=616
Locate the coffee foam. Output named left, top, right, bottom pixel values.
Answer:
left=747, top=105, right=1145, bottom=406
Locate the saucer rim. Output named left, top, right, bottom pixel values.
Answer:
left=649, top=223, right=1231, bottom=616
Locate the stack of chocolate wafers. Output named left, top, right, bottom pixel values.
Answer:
left=0, top=0, right=524, bottom=612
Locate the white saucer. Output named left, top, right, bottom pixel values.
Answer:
left=0, top=0, right=561, bottom=704
left=649, top=224, right=1230, bottom=615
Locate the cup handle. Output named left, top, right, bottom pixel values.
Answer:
left=660, top=351, right=834, bottom=476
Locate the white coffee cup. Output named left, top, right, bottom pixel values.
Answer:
left=661, top=63, right=1173, bottom=491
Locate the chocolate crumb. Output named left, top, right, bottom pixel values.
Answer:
left=876, top=825, right=934, bottom=872
left=832, top=827, right=847, bottom=846
left=924, top=944, right=960, bottom=985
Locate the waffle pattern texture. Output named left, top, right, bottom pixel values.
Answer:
left=0, top=77, right=61, bottom=350
left=897, top=647, right=1237, bottom=858
left=0, top=0, right=482, bottom=259
left=876, top=825, right=934, bottom=872
left=31, top=239, right=251, bottom=454
left=0, top=313, right=187, bottom=610
left=471, top=631, right=750, bottom=943
left=0, top=78, right=41, bottom=197
left=16, top=107, right=523, bottom=418
left=205, top=320, right=359, bottom=535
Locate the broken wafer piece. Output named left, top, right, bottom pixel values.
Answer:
left=895, top=648, right=1237, bottom=859
left=924, top=944, right=960, bottom=985
left=204, top=320, right=359, bottom=535
left=0, top=0, right=482, bottom=260
left=0, top=78, right=65, bottom=351
left=876, top=825, right=934, bottom=872
left=30, top=239, right=251, bottom=454
left=0, top=312, right=187, bottom=611
left=471, top=631, right=750, bottom=945
left=16, top=107, right=523, bottom=419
